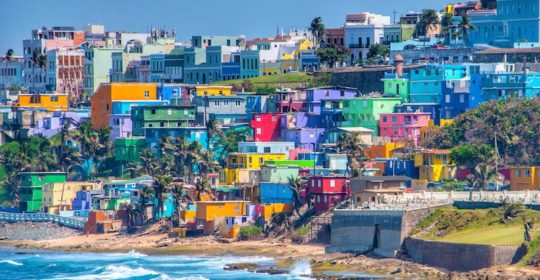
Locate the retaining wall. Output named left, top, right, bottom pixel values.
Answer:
left=404, top=238, right=525, bottom=271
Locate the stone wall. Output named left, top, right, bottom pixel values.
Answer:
left=404, top=238, right=524, bottom=271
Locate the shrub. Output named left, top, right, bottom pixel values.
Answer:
left=296, top=225, right=311, bottom=236
left=239, top=226, right=263, bottom=240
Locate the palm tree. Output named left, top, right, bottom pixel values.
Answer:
left=153, top=174, right=172, bottom=218
left=458, top=16, right=477, bottom=46
left=416, top=9, right=440, bottom=37
left=471, top=163, right=499, bottom=190
left=195, top=177, right=211, bottom=201
left=288, top=176, right=307, bottom=216
left=441, top=13, right=454, bottom=44
left=5, top=49, right=14, bottom=63
left=309, top=17, right=325, bottom=48
left=170, top=183, right=192, bottom=224
left=205, top=119, right=224, bottom=150
left=337, top=132, right=367, bottom=177
left=139, top=185, right=154, bottom=222
left=125, top=162, right=144, bottom=179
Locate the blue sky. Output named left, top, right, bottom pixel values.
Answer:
left=0, top=0, right=449, bottom=55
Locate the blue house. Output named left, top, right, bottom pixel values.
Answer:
left=145, top=127, right=208, bottom=150
left=468, top=1, right=540, bottom=47
left=382, top=159, right=419, bottom=179
left=481, top=71, right=540, bottom=101
left=259, top=182, right=293, bottom=204
left=299, top=50, right=320, bottom=72
left=158, top=84, right=185, bottom=102
left=409, top=65, right=444, bottom=104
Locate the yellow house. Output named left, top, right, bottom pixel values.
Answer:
left=90, top=82, right=158, bottom=129
left=195, top=201, right=249, bottom=222
left=195, top=85, right=233, bottom=96
left=226, top=153, right=287, bottom=169
left=16, top=93, right=69, bottom=112
left=221, top=168, right=260, bottom=185
left=41, top=181, right=101, bottom=214
left=414, top=149, right=455, bottom=182
left=509, top=167, right=540, bottom=191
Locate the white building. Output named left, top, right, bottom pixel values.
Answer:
left=344, top=13, right=391, bottom=64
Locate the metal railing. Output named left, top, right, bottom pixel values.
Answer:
left=0, top=212, right=86, bottom=229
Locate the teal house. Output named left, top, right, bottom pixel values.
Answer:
left=131, top=105, right=197, bottom=136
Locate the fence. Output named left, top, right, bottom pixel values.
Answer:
left=0, top=212, right=86, bottom=229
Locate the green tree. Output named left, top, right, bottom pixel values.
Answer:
left=458, top=16, right=477, bottom=46
left=415, top=9, right=440, bottom=37
left=450, top=144, right=494, bottom=170
left=309, top=17, right=325, bottom=48
left=366, top=44, right=390, bottom=63
left=316, top=45, right=350, bottom=68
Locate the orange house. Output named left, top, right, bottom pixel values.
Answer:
left=509, top=167, right=540, bottom=191
left=365, top=142, right=404, bottom=159
left=16, top=94, right=69, bottom=112
left=90, top=83, right=158, bottom=129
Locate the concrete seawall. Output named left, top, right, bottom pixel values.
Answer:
left=327, top=206, right=437, bottom=257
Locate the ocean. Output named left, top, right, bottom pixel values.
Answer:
left=0, top=248, right=317, bottom=280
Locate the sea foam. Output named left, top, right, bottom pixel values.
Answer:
left=0, top=259, right=23, bottom=266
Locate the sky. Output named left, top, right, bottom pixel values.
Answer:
left=0, top=0, right=449, bottom=55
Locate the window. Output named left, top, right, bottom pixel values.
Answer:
left=160, top=122, right=164, bottom=127
left=259, top=158, right=264, bottom=164
left=391, top=116, right=397, bottom=122
left=445, top=95, right=450, bottom=103
left=382, top=116, right=387, bottom=122
left=50, top=96, right=59, bottom=102
left=256, top=115, right=261, bottom=121
left=459, top=94, right=465, bottom=103
left=330, top=180, right=335, bottom=187
left=256, top=128, right=261, bottom=135
left=318, top=180, right=322, bottom=188
left=144, top=91, right=150, bottom=98
left=151, top=109, right=156, bottom=114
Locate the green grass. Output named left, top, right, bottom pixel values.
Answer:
left=414, top=206, right=540, bottom=246
left=213, top=72, right=312, bottom=86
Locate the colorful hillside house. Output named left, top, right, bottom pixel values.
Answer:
left=308, top=176, right=349, bottom=212
left=19, top=172, right=67, bottom=212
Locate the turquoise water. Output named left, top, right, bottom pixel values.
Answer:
left=0, top=248, right=303, bottom=280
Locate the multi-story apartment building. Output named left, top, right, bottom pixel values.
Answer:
left=46, top=48, right=84, bottom=104
left=344, top=13, right=390, bottom=64
left=23, top=26, right=85, bottom=93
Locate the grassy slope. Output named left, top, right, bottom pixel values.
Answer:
left=212, top=73, right=313, bottom=87
left=413, top=206, right=540, bottom=246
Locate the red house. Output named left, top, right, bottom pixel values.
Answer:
left=308, top=176, right=349, bottom=212
left=250, top=113, right=282, bottom=142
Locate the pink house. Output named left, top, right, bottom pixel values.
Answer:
left=379, top=112, right=431, bottom=146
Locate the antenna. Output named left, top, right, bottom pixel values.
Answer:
left=393, top=10, right=398, bottom=25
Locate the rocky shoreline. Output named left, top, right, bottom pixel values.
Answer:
left=0, top=221, right=80, bottom=241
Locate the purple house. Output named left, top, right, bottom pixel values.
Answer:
left=282, top=127, right=326, bottom=149
left=306, top=86, right=357, bottom=115
left=36, top=111, right=90, bottom=138
left=280, top=112, right=320, bottom=129
left=110, top=115, right=133, bottom=139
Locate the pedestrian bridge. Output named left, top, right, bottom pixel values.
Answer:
left=0, top=211, right=86, bottom=230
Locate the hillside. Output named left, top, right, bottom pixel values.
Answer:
left=412, top=205, right=540, bottom=248
left=212, top=72, right=331, bottom=90
left=423, top=97, right=540, bottom=166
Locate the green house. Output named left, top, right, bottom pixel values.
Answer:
left=131, top=105, right=197, bottom=136
left=341, top=97, right=402, bottom=136
left=382, top=74, right=410, bottom=101
left=19, top=172, right=67, bottom=212
left=260, top=165, right=300, bottom=183
left=114, top=137, right=146, bottom=163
